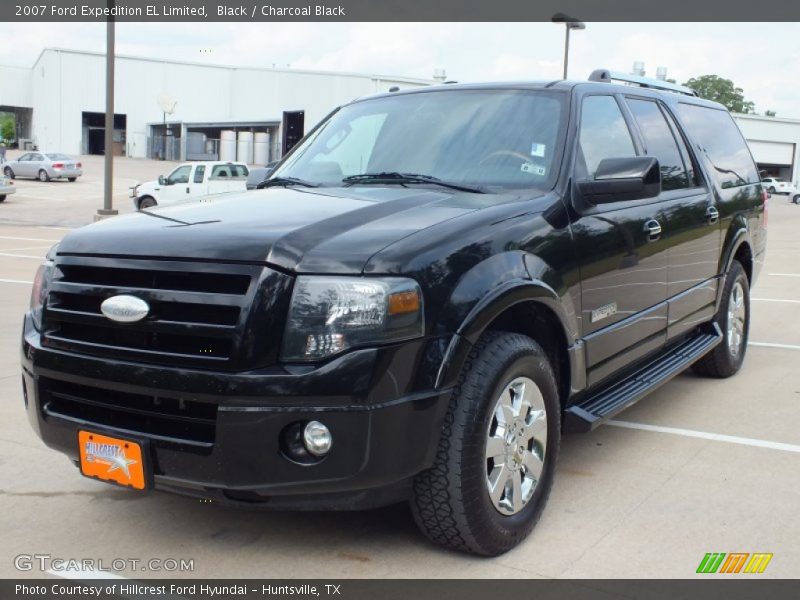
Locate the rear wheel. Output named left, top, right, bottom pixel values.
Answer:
left=693, top=261, right=750, bottom=378
left=138, top=197, right=157, bottom=209
left=793, top=194, right=799, bottom=205
left=3, top=167, right=13, bottom=179
left=38, top=169, right=50, bottom=182
left=410, top=331, right=560, bottom=556
left=0, top=195, right=6, bottom=202
left=68, top=177, right=77, bottom=182
left=768, top=186, right=776, bottom=194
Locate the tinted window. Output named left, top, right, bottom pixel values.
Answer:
left=577, top=96, right=636, bottom=178
left=211, top=164, right=248, bottom=178
left=677, top=104, right=759, bottom=189
left=626, top=98, right=689, bottom=191
left=193, top=165, right=205, bottom=183
left=276, top=89, right=565, bottom=190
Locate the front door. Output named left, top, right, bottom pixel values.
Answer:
left=571, top=94, right=670, bottom=387
left=160, top=164, right=192, bottom=205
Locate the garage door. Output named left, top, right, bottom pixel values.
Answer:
left=747, top=140, right=795, bottom=166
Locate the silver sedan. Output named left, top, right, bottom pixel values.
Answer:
left=3, top=152, right=83, bottom=182
left=0, top=175, right=15, bottom=201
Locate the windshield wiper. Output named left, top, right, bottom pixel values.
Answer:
left=258, top=177, right=319, bottom=189
left=342, top=172, right=485, bottom=194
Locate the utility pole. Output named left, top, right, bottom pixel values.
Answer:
left=96, top=3, right=118, bottom=221
left=552, top=14, right=586, bottom=79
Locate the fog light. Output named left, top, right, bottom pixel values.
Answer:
left=303, top=421, right=332, bottom=456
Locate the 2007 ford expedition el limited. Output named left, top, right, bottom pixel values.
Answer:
left=22, top=70, right=767, bottom=555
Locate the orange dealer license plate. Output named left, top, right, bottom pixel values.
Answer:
left=78, top=431, right=148, bottom=490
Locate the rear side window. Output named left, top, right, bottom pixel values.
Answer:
left=677, top=104, right=759, bottom=189
left=577, top=95, right=636, bottom=178
left=193, top=165, right=205, bottom=183
left=626, top=98, right=690, bottom=191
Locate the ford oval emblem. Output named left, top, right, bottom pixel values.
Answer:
left=101, top=295, right=150, bottom=323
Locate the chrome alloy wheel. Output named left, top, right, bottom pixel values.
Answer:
left=485, top=376, right=547, bottom=516
left=727, top=281, right=746, bottom=357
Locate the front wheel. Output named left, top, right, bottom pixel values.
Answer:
left=38, top=169, right=50, bottom=182
left=0, top=195, right=6, bottom=202
left=410, top=331, right=560, bottom=556
left=793, top=194, right=799, bottom=205
left=138, top=197, right=157, bottom=209
left=693, top=261, right=750, bottom=378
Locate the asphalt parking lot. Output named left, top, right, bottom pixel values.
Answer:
left=0, top=156, right=798, bottom=579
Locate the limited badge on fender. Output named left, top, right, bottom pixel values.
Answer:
left=78, top=431, right=146, bottom=490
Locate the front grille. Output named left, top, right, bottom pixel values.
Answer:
left=42, top=256, right=261, bottom=369
left=41, top=378, right=217, bottom=444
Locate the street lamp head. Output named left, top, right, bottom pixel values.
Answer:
left=551, top=13, right=586, bottom=29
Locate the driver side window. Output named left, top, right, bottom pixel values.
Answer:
left=167, top=165, right=191, bottom=184
left=578, top=96, right=637, bottom=178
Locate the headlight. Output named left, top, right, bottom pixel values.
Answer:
left=281, top=276, right=424, bottom=361
left=30, top=245, right=58, bottom=331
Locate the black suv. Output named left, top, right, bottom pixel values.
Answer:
left=22, top=70, right=767, bottom=556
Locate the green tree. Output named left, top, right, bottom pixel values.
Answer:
left=682, top=75, right=755, bottom=114
left=0, top=114, right=14, bottom=141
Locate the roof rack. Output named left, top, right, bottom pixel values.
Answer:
left=588, top=69, right=697, bottom=97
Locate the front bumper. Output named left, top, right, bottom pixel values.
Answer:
left=21, top=316, right=453, bottom=509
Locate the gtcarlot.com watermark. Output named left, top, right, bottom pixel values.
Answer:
left=14, top=553, right=194, bottom=573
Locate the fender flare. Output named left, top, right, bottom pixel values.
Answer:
left=434, top=279, right=581, bottom=391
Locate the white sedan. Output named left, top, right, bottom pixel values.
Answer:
left=0, top=175, right=15, bottom=202
left=762, top=177, right=797, bottom=196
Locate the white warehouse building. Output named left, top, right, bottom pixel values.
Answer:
left=0, top=48, right=433, bottom=163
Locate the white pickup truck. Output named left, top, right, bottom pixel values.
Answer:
left=131, top=161, right=250, bottom=209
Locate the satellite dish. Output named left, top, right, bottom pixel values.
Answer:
left=157, top=93, right=178, bottom=115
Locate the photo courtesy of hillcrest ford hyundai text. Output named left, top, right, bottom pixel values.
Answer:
left=21, top=70, right=766, bottom=556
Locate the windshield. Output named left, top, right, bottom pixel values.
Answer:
left=273, top=89, right=566, bottom=191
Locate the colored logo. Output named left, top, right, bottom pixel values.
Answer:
left=696, top=552, right=773, bottom=574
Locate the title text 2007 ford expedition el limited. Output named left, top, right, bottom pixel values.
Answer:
left=22, top=70, right=766, bottom=555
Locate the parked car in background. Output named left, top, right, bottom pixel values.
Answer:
left=0, top=175, right=15, bottom=201
left=3, top=152, right=82, bottom=182
left=761, top=177, right=796, bottom=196
left=246, top=161, right=280, bottom=190
left=131, top=161, right=249, bottom=209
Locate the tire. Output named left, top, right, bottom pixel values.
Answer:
left=0, top=195, right=5, bottom=202
left=410, top=331, right=560, bottom=556
left=3, top=167, right=13, bottom=179
left=38, top=169, right=50, bottom=182
left=768, top=186, right=776, bottom=194
left=68, top=177, right=77, bottom=182
left=793, top=194, right=799, bottom=205
left=138, top=197, right=157, bottom=209
left=693, top=261, right=750, bottom=378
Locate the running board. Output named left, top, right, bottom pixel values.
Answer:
left=565, top=325, right=723, bottom=433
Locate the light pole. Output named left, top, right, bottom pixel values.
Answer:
left=552, top=13, right=585, bottom=80
left=96, top=2, right=118, bottom=221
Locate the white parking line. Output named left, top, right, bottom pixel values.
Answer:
left=0, top=235, right=61, bottom=243
left=0, top=278, right=33, bottom=284
left=0, top=252, right=43, bottom=259
left=768, top=272, right=800, bottom=277
left=607, top=420, right=800, bottom=454
left=750, top=341, right=800, bottom=350
left=47, top=567, right=128, bottom=580
left=752, top=297, right=800, bottom=304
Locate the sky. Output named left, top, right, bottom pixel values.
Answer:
left=1, top=22, right=798, bottom=117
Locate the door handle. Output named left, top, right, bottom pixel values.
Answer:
left=644, top=219, right=662, bottom=242
left=706, top=206, right=719, bottom=224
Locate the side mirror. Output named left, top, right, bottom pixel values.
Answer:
left=158, top=175, right=167, bottom=186
left=577, top=157, right=661, bottom=205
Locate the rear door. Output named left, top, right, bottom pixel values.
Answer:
left=622, top=97, right=721, bottom=342
left=571, top=94, right=670, bottom=387
left=29, top=153, right=46, bottom=178
left=187, top=164, right=207, bottom=200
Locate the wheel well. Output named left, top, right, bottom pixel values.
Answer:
left=733, top=243, right=753, bottom=283
left=137, top=196, right=155, bottom=209
left=485, top=301, right=571, bottom=408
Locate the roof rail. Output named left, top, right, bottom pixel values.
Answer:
left=588, top=69, right=697, bottom=97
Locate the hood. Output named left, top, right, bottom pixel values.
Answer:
left=56, top=186, right=517, bottom=273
